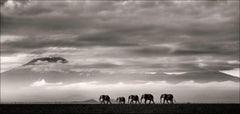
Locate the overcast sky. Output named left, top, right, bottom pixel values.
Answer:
left=1, top=0, right=239, bottom=74
left=1, top=0, right=240, bottom=103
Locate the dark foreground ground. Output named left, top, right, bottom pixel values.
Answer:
left=0, top=104, right=239, bottom=114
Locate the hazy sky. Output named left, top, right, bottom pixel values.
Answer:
left=1, top=0, right=239, bottom=103
left=1, top=0, right=239, bottom=73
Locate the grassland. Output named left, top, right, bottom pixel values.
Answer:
left=0, top=104, right=239, bottom=114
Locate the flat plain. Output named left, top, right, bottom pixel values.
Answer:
left=0, top=104, right=239, bottom=114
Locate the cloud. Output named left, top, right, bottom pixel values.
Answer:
left=145, top=72, right=157, bottom=75
left=31, top=79, right=63, bottom=87
left=0, top=0, right=239, bottom=74
left=0, top=53, right=32, bottom=72
left=5, top=80, right=234, bottom=103
left=227, top=60, right=240, bottom=65
left=220, top=68, right=240, bottom=78
left=1, top=0, right=30, bottom=8
left=164, top=72, right=187, bottom=75
left=1, top=0, right=239, bottom=104
left=24, top=62, right=69, bottom=73
left=37, top=80, right=239, bottom=90
left=0, top=35, right=26, bottom=43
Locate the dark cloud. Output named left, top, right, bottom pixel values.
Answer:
left=1, top=0, right=239, bottom=72
left=0, top=0, right=7, bottom=6
left=73, top=63, right=122, bottom=69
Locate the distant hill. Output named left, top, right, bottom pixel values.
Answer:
left=68, top=99, right=99, bottom=104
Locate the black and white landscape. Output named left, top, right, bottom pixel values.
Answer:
left=1, top=0, right=239, bottom=104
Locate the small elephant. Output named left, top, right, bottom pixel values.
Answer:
left=116, top=97, right=125, bottom=104
left=99, top=95, right=111, bottom=104
left=160, top=94, right=176, bottom=104
left=128, top=95, right=140, bottom=104
left=140, top=94, right=155, bottom=104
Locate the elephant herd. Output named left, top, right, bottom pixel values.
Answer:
left=99, top=94, right=175, bottom=104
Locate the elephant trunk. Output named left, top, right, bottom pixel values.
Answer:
left=173, top=99, right=176, bottom=104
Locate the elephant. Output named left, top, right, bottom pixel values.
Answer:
left=99, top=95, right=111, bottom=104
left=128, top=95, right=140, bottom=104
left=116, top=97, right=125, bottom=104
left=140, top=94, right=155, bottom=104
left=160, top=94, right=175, bottom=104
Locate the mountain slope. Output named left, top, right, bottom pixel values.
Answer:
left=1, top=56, right=239, bottom=89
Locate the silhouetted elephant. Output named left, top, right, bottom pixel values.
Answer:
left=99, top=95, right=111, bottom=104
left=128, top=95, right=140, bottom=104
left=160, top=94, right=175, bottom=104
left=116, top=97, right=125, bottom=104
left=140, top=94, right=155, bottom=104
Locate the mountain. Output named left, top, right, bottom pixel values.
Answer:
left=2, top=66, right=238, bottom=89
left=1, top=57, right=239, bottom=103
left=155, top=71, right=239, bottom=83
left=23, top=57, right=68, bottom=66
left=1, top=57, right=239, bottom=89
